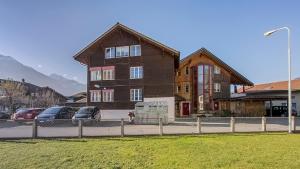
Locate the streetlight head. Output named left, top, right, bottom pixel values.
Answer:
left=264, top=30, right=276, bottom=36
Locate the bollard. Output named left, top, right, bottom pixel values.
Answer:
left=121, top=118, right=124, bottom=137
left=159, top=118, right=163, bottom=136
left=197, top=117, right=201, bottom=134
left=262, top=116, right=267, bottom=132
left=292, top=116, right=296, bottom=132
left=32, top=119, right=37, bottom=138
left=78, top=120, right=83, bottom=138
left=230, top=117, right=235, bottom=133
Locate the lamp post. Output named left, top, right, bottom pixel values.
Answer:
left=264, top=27, right=292, bottom=133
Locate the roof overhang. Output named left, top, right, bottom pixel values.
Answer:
left=73, top=22, right=180, bottom=65
left=180, top=48, right=253, bottom=86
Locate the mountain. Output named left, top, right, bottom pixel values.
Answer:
left=0, top=54, right=86, bottom=96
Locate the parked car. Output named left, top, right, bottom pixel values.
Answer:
left=11, top=108, right=45, bottom=120
left=0, top=111, right=10, bottom=119
left=72, top=106, right=100, bottom=125
left=35, top=106, right=75, bottom=124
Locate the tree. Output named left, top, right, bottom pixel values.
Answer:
left=0, top=80, right=27, bottom=113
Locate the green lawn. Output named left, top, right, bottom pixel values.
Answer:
left=1, top=133, right=300, bottom=169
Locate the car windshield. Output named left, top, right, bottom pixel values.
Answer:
left=16, top=109, right=29, bottom=114
left=76, top=107, right=93, bottom=115
left=41, top=107, right=62, bottom=115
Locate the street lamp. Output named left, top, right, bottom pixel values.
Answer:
left=264, top=27, right=292, bottom=133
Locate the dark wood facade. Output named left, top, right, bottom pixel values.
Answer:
left=74, top=23, right=179, bottom=110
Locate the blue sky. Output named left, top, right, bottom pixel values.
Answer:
left=0, top=0, right=299, bottom=84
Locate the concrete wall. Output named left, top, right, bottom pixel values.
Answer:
left=100, top=97, right=176, bottom=120
left=100, top=109, right=133, bottom=120
left=144, top=97, right=175, bottom=122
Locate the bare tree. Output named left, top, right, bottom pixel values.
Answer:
left=0, top=80, right=27, bottom=113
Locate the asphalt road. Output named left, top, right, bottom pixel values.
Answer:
left=0, top=118, right=298, bottom=138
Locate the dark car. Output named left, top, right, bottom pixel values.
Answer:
left=72, top=106, right=100, bottom=125
left=36, top=106, right=75, bottom=124
left=0, top=111, right=10, bottom=119
left=11, top=108, right=45, bottom=120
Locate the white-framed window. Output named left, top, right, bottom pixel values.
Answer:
left=105, top=47, right=115, bottom=59
left=214, top=83, right=221, bottom=92
left=130, top=66, right=143, bottom=79
left=198, top=95, right=204, bottom=110
left=102, top=66, right=115, bottom=80
left=176, top=85, right=181, bottom=93
left=130, top=89, right=143, bottom=101
left=199, top=103, right=204, bottom=110
left=90, top=70, right=101, bottom=81
left=102, top=89, right=114, bottom=102
left=130, top=45, right=141, bottom=56
left=214, top=65, right=221, bottom=74
left=90, top=90, right=101, bottom=102
left=90, top=67, right=102, bottom=81
left=116, top=46, right=129, bottom=57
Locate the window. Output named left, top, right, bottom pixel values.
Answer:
left=176, top=85, right=181, bottom=93
left=130, top=66, right=143, bottom=79
left=185, top=66, right=189, bottom=75
left=185, top=84, right=189, bottom=93
left=116, top=46, right=129, bottom=57
left=214, top=65, right=221, bottom=74
left=90, top=90, right=101, bottom=102
left=90, top=67, right=101, bottom=81
left=130, top=45, right=141, bottom=56
left=130, top=89, right=143, bottom=101
left=91, top=70, right=101, bottom=81
left=199, top=95, right=204, bottom=110
left=102, top=89, right=114, bottom=102
left=105, top=47, right=115, bottom=59
left=102, top=66, right=115, bottom=80
left=214, top=83, right=221, bottom=92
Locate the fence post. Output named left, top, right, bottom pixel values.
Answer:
left=78, top=120, right=83, bottom=138
left=292, top=116, right=296, bottom=132
left=159, top=118, right=163, bottom=136
left=262, top=116, right=267, bottom=132
left=230, top=117, right=235, bottom=133
left=197, top=117, right=201, bottom=134
left=121, top=118, right=124, bottom=137
left=32, top=119, right=37, bottom=138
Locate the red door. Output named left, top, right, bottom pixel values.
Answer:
left=182, top=103, right=190, bottom=116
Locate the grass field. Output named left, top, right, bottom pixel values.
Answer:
left=1, top=133, right=300, bottom=169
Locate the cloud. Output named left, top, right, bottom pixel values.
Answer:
left=72, top=76, right=78, bottom=81
left=63, top=74, right=68, bottom=77
left=37, top=64, right=43, bottom=68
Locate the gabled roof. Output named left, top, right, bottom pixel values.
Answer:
left=181, top=48, right=253, bottom=86
left=238, top=79, right=300, bottom=93
left=73, top=22, right=180, bottom=64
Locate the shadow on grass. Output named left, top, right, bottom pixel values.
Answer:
left=0, top=139, right=38, bottom=144
left=0, top=132, right=292, bottom=143
left=43, top=138, right=88, bottom=143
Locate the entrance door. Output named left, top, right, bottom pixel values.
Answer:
left=182, top=103, right=190, bottom=116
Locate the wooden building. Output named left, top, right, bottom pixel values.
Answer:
left=233, top=80, right=300, bottom=117
left=175, top=48, right=253, bottom=117
left=73, top=23, right=179, bottom=119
